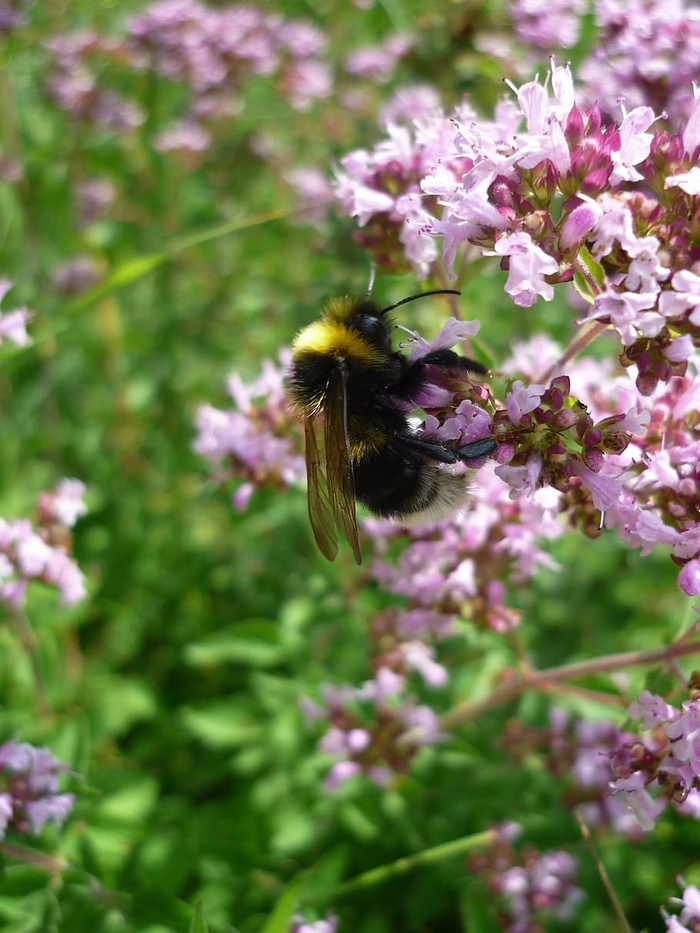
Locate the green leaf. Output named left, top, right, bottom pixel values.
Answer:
left=572, top=245, right=606, bottom=303
left=96, top=775, right=160, bottom=823
left=180, top=702, right=263, bottom=749
left=183, top=620, right=284, bottom=668
left=259, top=877, right=301, bottom=933
left=189, top=899, right=209, bottom=933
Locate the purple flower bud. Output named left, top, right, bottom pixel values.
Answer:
left=679, top=559, right=700, bottom=597
left=559, top=201, right=602, bottom=249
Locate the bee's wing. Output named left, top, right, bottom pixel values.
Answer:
left=304, top=415, right=339, bottom=562
left=324, top=366, right=362, bottom=565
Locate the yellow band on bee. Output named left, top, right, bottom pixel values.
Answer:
left=292, top=317, right=382, bottom=364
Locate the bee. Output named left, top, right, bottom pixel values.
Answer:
left=288, top=288, right=495, bottom=564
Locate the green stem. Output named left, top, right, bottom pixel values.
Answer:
left=0, top=842, right=125, bottom=909
left=9, top=606, right=51, bottom=720
left=331, top=829, right=497, bottom=900
left=66, top=207, right=296, bottom=318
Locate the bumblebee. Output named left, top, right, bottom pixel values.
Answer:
left=288, top=289, right=495, bottom=564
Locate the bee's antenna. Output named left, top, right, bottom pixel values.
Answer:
left=380, top=289, right=461, bottom=315
left=365, top=261, right=377, bottom=299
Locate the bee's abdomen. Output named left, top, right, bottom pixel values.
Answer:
left=353, top=446, right=467, bottom=523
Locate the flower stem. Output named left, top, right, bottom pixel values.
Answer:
left=575, top=810, right=633, bottom=933
left=538, top=319, right=611, bottom=384
left=9, top=606, right=51, bottom=720
left=441, top=639, right=700, bottom=730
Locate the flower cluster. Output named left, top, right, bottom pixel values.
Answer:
left=46, top=32, right=145, bottom=132
left=46, top=1, right=331, bottom=157
left=367, top=465, right=562, bottom=633
left=504, top=709, right=648, bottom=839
left=663, top=881, right=700, bottom=933
left=344, top=33, right=412, bottom=82
left=580, top=0, right=700, bottom=126
left=128, top=0, right=330, bottom=116
left=510, top=0, right=587, bottom=50
left=0, top=742, right=75, bottom=837
left=492, top=374, right=641, bottom=512
left=608, top=689, right=700, bottom=830
left=605, top=366, right=700, bottom=596
left=335, top=62, right=700, bottom=388
left=333, top=110, right=470, bottom=276
left=330, top=59, right=700, bottom=594
left=0, top=480, right=88, bottom=608
left=194, top=354, right=306, bottom=512
left=302, top=668, right=443, bottom=791
left=469, top=824, right=584, bottom=932
left=498, top=335, right=700, bottom=593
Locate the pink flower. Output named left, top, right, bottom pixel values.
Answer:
left=609, top=105, right=657, bottom=184
left=0, top=279, right=31, bottom=347
left=611, top=772, right=665, bottom=831
left=0, top=742, right=75, bottom=838
left=408, top=316, right=480, bottom=361
left=679, top=559, right=700, bottom=596
left=488, top=232, right=559, bottom=307
left=506, top=381, right=546, bottom=420
left=628, top=690, right=677, bottom=730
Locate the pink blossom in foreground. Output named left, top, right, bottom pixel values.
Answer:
left=495, top=334, right=698, bottom=596
left=0, top=742, right=75, bottom=837
left=333, top=105, right=476, bottom=276
left=334, top=61, right=700, bottom=394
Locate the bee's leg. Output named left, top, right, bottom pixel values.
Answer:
left=390, top=349, right=488, bottom=399
left=457, top=437, right=497, bottom=460
left=398, top=433, right=496, bottom=464
left=394, top=434, right=459, bottom=463
left=415, top=348, right=488, bottom=375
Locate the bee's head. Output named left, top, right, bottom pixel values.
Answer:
left=348, top=299, right=394, bottom=355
